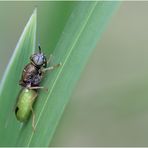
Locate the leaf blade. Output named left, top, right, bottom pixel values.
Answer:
left=21, top=2, right=118, bottom=146
left=28, top=2, right=98, bottom=145
left=0, top=9, right=36, bottom=146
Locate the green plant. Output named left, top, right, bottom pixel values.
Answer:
left=0, top=2, right=119, bottom=146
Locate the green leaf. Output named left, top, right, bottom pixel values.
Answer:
left=0, top=9, right=36, bottom=146
left=0, top=2, right=119, bottom=146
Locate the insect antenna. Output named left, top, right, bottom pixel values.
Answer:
left=38, top=44, right=41, bottom=53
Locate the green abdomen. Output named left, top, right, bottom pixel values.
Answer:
left=15, top=88, right=37, bottom=122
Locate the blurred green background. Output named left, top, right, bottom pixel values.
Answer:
left=0, top=1, right=148, bottom=146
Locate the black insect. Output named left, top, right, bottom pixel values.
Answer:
left=19, top=45, right=46, bottom=88
left=15, top=45, right=61, bottom=131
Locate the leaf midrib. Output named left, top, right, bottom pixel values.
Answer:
left=27, top=2, right=98, bottom=146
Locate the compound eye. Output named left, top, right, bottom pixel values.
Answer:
left=33, top=54, right=43, bottom=66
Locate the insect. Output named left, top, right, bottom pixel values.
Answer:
left=15, top=45, right=61, bottom=131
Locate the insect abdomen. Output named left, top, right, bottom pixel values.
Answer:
left=15, top=89, right=37, bottom=122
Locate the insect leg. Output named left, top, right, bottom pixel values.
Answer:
left=38, top=44, right=41, bottom=53
left=31, top=106, right=35, bottom=132
left=29, top=86, right=48, bottom=92
left=47, top=54, right=53, bottom=64
left=30, top=92, right=37, bottom=131
left=42, top=63, right=62, bottom=73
